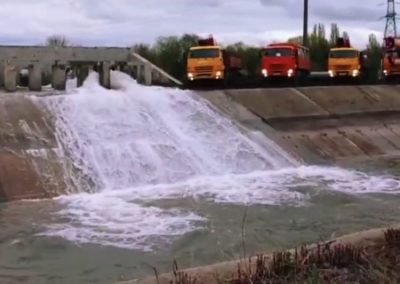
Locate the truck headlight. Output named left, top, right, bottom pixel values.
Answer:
left=261, top=69, right=267, bottom=76
left=384, top=70, right=388, bottom=75
left=216, top=71, right=221, bottom=77
left=287, top=69, right=293, bottom=77
left=328, top=70, right=334, bottom=77
left=187, top=73, right=193, bottom=79
left=352, top=69, right=359, bottom=77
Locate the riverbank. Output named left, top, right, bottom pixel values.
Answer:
left=124, top=224, right=400, bottom=284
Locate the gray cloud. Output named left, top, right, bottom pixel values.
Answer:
left=312, top=4, right=383, bottom=22
left=0, top=0, right=386, bottom=48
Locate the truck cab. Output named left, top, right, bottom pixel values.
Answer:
left=260, top=43, right=310, bottom=84
left=381, top=37, right=400, bottom=82
left=185, top=36, right=243, bottom=88
left=186, top=37, right=225, bottom=82
left=328, top=37, right=368, bottom=82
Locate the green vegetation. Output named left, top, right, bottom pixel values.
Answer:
left=45, top=35, right=71, bottom=48
left=44, top=23, right=383, bottom=82
left=166, top=228, right=400, bottom=284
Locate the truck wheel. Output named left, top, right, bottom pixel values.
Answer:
left=184, top=80, right=192, bottom=89
left=293, top=69, right=300, bottom=87
left=222, top=71, right=229, bottom=88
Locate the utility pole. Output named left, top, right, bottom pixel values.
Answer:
left=303, top=0, right=308, bottom=47
left=383, top=0, right=397, bottom=38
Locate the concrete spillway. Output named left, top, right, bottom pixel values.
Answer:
left=3, top=85, right=400, bottom=201
left=0, top=94, right=64, bottom=201
left=198, top=85, right=400, bottom=164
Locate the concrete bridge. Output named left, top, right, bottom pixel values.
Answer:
left=0, top=45, right=182, bottom=91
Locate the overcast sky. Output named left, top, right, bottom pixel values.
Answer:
left=0, top=0, right=388, bottom=48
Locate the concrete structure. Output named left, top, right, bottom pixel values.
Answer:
left=0, top=95, right=63, bottom=201
left=5, top=83, right=400, bottom=200
left=0, top=46, right=182, bottom=91
left=4, top=85, right=400, bottom=201
left=197, top=85, right=400, bottom=164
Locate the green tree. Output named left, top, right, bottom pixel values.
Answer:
left=45, top=35, right=70, bottom=48
left=132, top=43, right=157, bottom=64
left=133, top=34, right=200, bottom=80
left=226, top=42, right=260, bottom=75
left=329, top=24, right=340, bottom=46
left=366, top=34, right=383, bottom=82
left=288, top=23, right=332, bottom=70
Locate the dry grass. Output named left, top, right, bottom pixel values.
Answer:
left=164, top=228, right=400, bottom=284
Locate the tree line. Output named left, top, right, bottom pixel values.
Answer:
left=45, top=23, right=383, bottom=82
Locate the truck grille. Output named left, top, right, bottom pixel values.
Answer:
left=194, top=66, right=213, bottom=74
left=335, top=65, right=351, bottom=70
left=390, top=66, right=400, bottom=73
left=269, top=64, right=286, bottom=70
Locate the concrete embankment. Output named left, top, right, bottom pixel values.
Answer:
left=118, top=223, right=400, bottom=284
left=3, top=85, right=400, bottom=201
left=198, top=85, right=400, bottom=163
left=0, top=94, right=67, bottom=201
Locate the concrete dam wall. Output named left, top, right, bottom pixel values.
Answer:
left=0, top=95, right=63, bottom=201
left=198, top=85, right=400, bottom=164
left=3, top=85, right=400, bottom=201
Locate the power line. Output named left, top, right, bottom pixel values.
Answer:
left=380, top=0, right=399, bottom=38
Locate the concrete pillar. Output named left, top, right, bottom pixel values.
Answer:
left=4, top=62, right=17, bottom=92
left=28, top=63, right=42, bottom=91
left=131, top=65, right=138, bottom=79
left=98, top=61, right=111, bottom=89
left=143, top=62, right=152, bottom=85
left=137, top=63, right=152, bottom=85
left=76, top=64, right=89, bottom=87
left=52, top=62, right=66, bottom=91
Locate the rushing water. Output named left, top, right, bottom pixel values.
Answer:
left=2, top=72, right=400, bottom=284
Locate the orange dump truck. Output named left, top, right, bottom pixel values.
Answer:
left=328, top=36, right=370, bottom=84
left=184, top=36, right=244, bottom=88
left=381, top=36, right=400, bottom=83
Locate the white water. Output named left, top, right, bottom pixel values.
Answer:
left=33, top=71, right=400, bottom=250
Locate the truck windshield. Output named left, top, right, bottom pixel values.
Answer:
left=189, top=49, right=220, bottom=58
left=386, top=50, right=400, bottom=57
left=263, top=48, right=293, bottom=57
left=329, top=50, right=357, bottom=58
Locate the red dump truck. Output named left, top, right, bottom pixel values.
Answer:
left=185, top=36, right=245, bottom=88
left=259, top=42, right=311, bottom=85
left=381, top=36, right=400, bottom=83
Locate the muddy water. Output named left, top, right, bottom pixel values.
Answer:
left=1, top=161, right=400, bottom=284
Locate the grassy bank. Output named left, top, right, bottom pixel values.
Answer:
left=129, top=226, right=400, bottom=284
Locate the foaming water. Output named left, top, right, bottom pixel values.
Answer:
left=39, top=71, right=296, bottom=190
left=32, top=71, right=400, bottom=250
